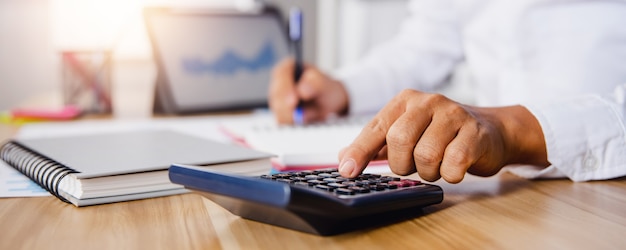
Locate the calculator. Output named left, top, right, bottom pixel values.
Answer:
left=169, top=165, right=444, bottom=236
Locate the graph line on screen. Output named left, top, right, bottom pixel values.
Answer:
left=182, top=40, right=277, bottom=76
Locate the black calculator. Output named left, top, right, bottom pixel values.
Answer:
left=169, top=165, right=443, bottom=236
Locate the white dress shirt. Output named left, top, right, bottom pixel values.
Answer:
left=334, top=0, right=626, bottom=181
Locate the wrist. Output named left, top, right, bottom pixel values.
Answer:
left=493, top=105, right=549, bottom=166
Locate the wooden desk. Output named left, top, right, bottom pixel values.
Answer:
left=1, top=122, right=625, bottom=249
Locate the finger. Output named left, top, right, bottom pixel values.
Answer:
left=300, top=103, right=323, bottom=124
left=269, top=58, right=299, bottom=124
left=412, top=112, right=460, bottom=182
left=338, top=95, right=408, bottom=178
left=294, top=67, right=328, bottom=123
left=374, top=145, right=388, bottom=161
left=295, top=65, right=321, bottom=102
left=439, top=123, right=481, bottom=183
left=385, top=111, right=430, bottom=176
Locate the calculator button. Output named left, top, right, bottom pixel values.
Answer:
left=294, top=181, right=310, bottom=187
left=322, top=178, right=341, bottom=183
left=335, top=188, right=355, bottom=195
left=335, top=177, right=350, bottom=182
left=305, top=175, right=322, bottom=180
left=307, top=180, right=325, bottom=186
left=389, top=181, right=408, bottom=187
left=292, top=177, right=308, bottom=182
left=299, top=170, right=313, bottom=176
left=328, top=183, right=348, bottom=189
left=349, top=186, right=370, bottom=193
left=275, top=174, right=292, bottom=179
left=342, top=181, right=358, bottom=186
left=315, top=185, right=335, bottom=192
left=370, top=185, right=386, bottom=191
left=401, top=180, right=421, bottom=186
left=318, top=173, right=334, bottom=178
left=274, top=169, right=425, bottom=198
left=358, top=180, right=374, bottom=186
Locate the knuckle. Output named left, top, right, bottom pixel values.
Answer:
left=421, top=92, right=447, bottom=105
left=445, top=144, right=474, bottom=166
left=413, top=144, right=443, bottom=166
left=391, top=89, right=419, bottom=106
left=398, top=88, right=418, bottom=97
left=444, top=104, right=469, bottom=118
left=364, top=117, right=389, bottom=136
left=386, top=126, right=414, bottom=149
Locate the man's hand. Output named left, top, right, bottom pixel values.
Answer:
left=338, top=89, right=549, bottom=183
left=268, top=58, right=349, bottom=124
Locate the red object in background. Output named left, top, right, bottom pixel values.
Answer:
left=11, top=105, right=82, bottom=120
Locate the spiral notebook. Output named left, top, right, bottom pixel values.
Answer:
left=0, top=130, right=273, bottom=206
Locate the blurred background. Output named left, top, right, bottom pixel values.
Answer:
left=0, top=0, right=414, bottom=116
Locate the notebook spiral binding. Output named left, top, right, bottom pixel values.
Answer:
left=0, top=141, right=78, bottom=204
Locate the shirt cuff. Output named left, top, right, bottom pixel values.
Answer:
left=523, top=95, right=626, bottom=182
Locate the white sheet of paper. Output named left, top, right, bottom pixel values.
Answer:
left=0, top=160, right=50, bottom=197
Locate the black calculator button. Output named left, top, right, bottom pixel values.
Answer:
left=322, top=178, right=341, bottom=183
left=315, top=184, right=335, bottom=192
left=335, top=188, right=355, bottom=195
left=342, top=181, right=358, bottom=186
left=294, top=181, right=310, bottom=187
left=370, top=184, right=386, bottom=191
left=307, top=180, right=325, bottom=185
left=305, top=175, right=322, bottom=180
left=358, top=180, right=374, bottom=186
left=328, top=183, right=348, bottom=189
left=349, top=186, right=370, bottom=193
left=318, top=173, right=334, bottom=178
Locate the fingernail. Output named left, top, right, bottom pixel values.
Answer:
left=339, top=158, right=356, bottom=177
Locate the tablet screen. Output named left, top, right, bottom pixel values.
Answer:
left=146, top=7, right=289, bottom=113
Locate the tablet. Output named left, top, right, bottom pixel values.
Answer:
left=144, top=6, right=289, bottom=114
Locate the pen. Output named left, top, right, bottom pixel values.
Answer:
left=289, top=7, right=304, bottom=125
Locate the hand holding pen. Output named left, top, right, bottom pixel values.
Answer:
left=268, top=7, right=350, bottom=125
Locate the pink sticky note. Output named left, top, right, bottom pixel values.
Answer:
left=11, top=105, right=82, bottom=120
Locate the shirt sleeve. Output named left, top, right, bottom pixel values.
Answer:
left=332, top=0, right=464, bottom=115
left=508, top=84, right=626, bottom=181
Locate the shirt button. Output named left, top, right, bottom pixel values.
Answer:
left=583, top=151, right=598, bottom=170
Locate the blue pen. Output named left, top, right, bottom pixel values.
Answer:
left=289, top=7, right=304, bottom=125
